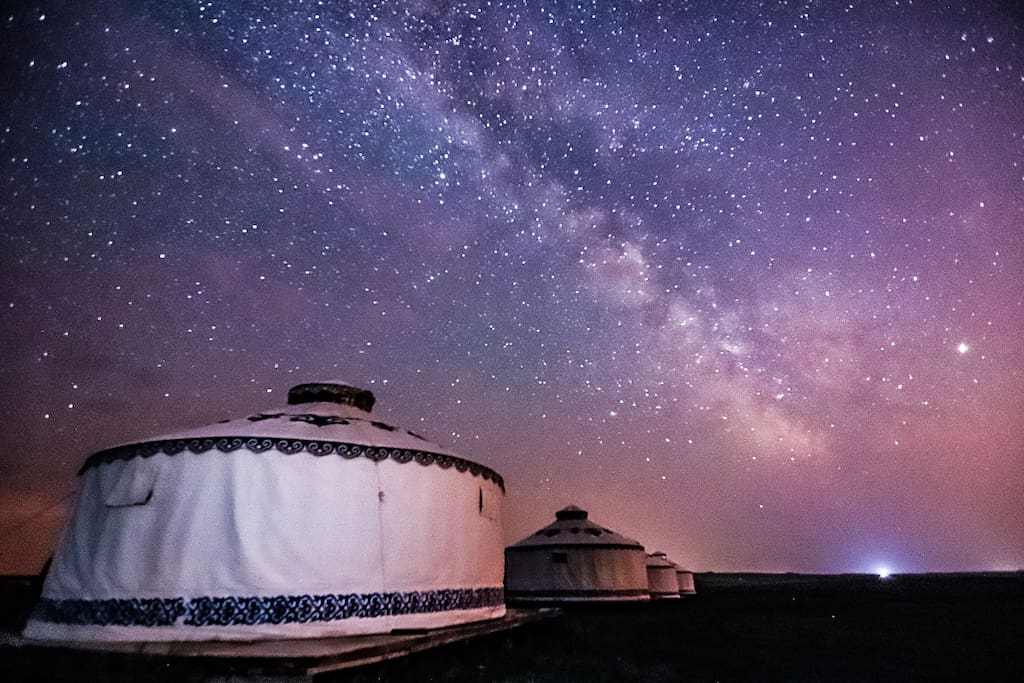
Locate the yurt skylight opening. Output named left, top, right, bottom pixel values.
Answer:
left=286, top=382, right=376, bottom=411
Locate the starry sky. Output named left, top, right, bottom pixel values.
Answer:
left=2, top=1, right=1022, bottom=575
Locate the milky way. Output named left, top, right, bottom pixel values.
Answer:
left=2, top=1, right=1022, bottom=574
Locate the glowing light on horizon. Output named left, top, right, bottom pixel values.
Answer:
left=876, top=566, right=892, bottom=579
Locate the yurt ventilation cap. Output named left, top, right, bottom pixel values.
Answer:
left=555, top=505, right=589, bottom=520
left=287, top=382, right=375, bottom=412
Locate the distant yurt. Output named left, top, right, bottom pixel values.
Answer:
left=504, top=505, right=649, bottom=602
left=24, top=382, right=506, bottom=642
left=676, top=567, right=697, bottom=595
left=646, top=552, right=681, bottom=599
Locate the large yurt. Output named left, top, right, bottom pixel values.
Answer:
left=676, top=567, right=697, bottom=596
left=504, top=505, right=649, bottom=602
left=646, top=552, right=681, bottom=599
left=24, top=382, right=506, bottom=642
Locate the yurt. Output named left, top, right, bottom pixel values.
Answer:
left=504, top=505, right=649, bottom=602
left=24, top=382, right=506, bottom=642
left=676, top=567, right=697, bottom=596
left=646, top=552, right=681, bottom=599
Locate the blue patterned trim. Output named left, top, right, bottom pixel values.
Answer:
left=78, top=437, right=504, bottom=491
left=33, top=597, right=186, bottom=626
left=34, top=588, right=504, bottom=627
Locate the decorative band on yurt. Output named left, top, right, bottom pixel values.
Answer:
left=33, top=588, right=505, bottom=627
left=77, top=437, right=505, bottom=491
left=505, top=543, right=643, bottom=552
left=505, top=588, right=649, bottom=599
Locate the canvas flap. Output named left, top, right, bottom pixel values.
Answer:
left=101, top=459, right=159, bottom=507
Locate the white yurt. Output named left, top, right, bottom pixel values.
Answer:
left=504, top=505, right=649, bottom=602
left=24, top=382, right=506, bottom=642
left=646, top=552, right=681, bottom=599
left=676, top=567, right=697, bottom=596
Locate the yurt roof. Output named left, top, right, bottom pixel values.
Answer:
left=508, top=505, right=644, bottom=550
left=77, top=381, right=504, bottom=491
left=646, top=552, right=677, bottom=569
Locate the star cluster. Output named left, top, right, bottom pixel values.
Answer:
left=1, top=1, right=1022, bottom=574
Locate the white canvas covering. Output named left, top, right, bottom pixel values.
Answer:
left=24, top=382, right=506, bottom=642
left=504, top=506, right=649, bottom=602
left=676, top=569, right=697, bottom=595
left=646, top=552, right=681, bottom=599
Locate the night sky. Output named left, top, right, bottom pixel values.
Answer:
left=2, top=1, right=1022, bottom=575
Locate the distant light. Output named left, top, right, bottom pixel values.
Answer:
left=957, top=342, right=970, bottom=354
left=876, top=566, right=892, bottom=579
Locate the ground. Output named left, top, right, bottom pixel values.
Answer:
left=2, top=573, right=1022, bottom=681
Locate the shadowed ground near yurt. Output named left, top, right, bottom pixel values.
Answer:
left=2, top=572, right=1022, bottom=681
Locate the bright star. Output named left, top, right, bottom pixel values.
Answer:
left=957, top=342, right=970, bottom=354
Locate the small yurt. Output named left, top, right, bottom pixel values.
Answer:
left=24, top=382, right=506, bottom=642
left=646, top=552, right=681, bottom=599
left=504, top=505, right=649, bottom=602
left=676, top=567, right=697, bottom=596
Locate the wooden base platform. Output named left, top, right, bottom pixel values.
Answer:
left=3, top=609, right=558, bottom=680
